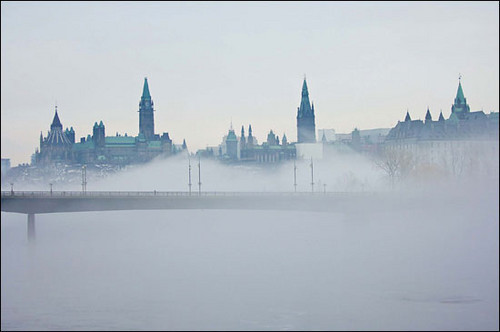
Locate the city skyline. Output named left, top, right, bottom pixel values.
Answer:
left=2, top=1, right=499, bottom=166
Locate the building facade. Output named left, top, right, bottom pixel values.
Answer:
left=384, top=79, right=499, bottom=177
left=216, top=124, right=296, bottom=163
left=34, top=78, right=176, bottom=166
left=296, top=78, right=316, bottom=143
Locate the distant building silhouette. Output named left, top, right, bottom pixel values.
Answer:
left=34, top=78, right=176, bottom=166
left=297, top=78, right=316, bottom=143
left=386, top=79, right=498, bottom=142
left=384, top=79, right=499, bottom=170
left=218, top=124, right=295, bottom=163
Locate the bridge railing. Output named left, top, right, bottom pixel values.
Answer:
left=1, top=190, right=374, bottom=198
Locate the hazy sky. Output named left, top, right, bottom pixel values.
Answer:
left=1, top=1, right=499, bottom=165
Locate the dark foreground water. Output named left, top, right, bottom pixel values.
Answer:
left=1, top=193, right=499, bottom=330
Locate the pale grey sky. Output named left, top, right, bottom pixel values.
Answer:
left=1, top=1, right=499, bottom=165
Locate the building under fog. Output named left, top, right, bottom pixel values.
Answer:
left=215, top=78, right=321, bottom=163
left=383, top=79, right=499, bottom=175
left=215, top=124, right=295, bottom=163
left=296, top=78, right=316, bottom=143
left=33, top=78, right=182, bottom=166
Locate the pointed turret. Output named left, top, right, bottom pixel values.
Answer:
left=240, top=125, right=246, bottom=149
left=425, top=107, right=432, bottom=123
left=405, top=111, right=411, bottom=122
left=182, top=139, right=187, bottom=150
left=438, top=111, right=445, bottom=122
left=247, top=125, right=254, bottom=146
left=282, top=133, right=288, bottom=146
left=451, top=78, right=470, bottom=119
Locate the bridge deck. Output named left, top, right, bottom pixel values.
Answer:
left=1, top=191, right=372, bottom=214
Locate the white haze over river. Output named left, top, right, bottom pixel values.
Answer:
left=2, top=153, right=499, bottom=330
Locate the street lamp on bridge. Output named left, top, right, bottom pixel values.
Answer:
left=10, top=183, right=14, bottom=195
left=198, top=155, right=202, bottom=195
left=293, top=159, right=297, bottom=193
left=310, top=158, right=314, bottom=193
left=188, top=156, right=192, bottom=195
left=49, top=183, right=53, bottom=195
left=81, top=165, right=87, bottom=194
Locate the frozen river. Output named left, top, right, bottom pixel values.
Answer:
left=1, top=190, right=498, bottom=330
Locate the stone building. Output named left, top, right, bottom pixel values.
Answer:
left=384, top=79, right=498, bottom=176
left=34, top=78, right=176, bottom=166
left=296, top=78, right=316, bottom=143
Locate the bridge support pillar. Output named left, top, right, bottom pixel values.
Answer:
left=28, top=213, right=35, bottom=243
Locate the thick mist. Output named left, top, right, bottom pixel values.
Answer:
left=1, top=152, right=499, bottom=330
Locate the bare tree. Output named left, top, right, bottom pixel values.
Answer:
left=373, top=147, right=414, bottom=188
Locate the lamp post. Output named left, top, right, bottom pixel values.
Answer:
left=49, top=183, right=53, bottom=195
left=198, top=155, right=202, bottom=195
left=293, top=159, right=297, bottom=193
left=188, top=157, right=192, bottom=195
left=323, top=183, right=327, bottom=194
left=310, top=157, right=314, bottom=193
left=81, top=165, right=87, bottom=194
left=10, top=183, right=14, bottom=195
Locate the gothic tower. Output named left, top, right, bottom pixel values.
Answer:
left=296, top=78, right=316, bottom=143
left=451, top=78, right=470, bottom=120
left=139, top=77, right=155, bottom=140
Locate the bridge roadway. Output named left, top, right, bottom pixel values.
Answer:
left=1, top=190, right=372, bottom=214
left=1, top=190, right=375, bottom=241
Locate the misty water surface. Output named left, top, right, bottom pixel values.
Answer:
left=2, top=155, right=499, bottom=330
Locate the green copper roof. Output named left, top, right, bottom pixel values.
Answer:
left=226, top=129, right=237, bottom=141
left=142, top=77, right=151, bottom=99
left=105, top=136, right=136, bottom=145
left=298, top=78, right=312, bottom=118
left=147, top=141, right=162, bottom=149
left=455, top=81, right=465, bottom=104
left=72, top=140, right=95, bottom=151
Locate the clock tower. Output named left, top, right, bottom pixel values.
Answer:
left=139, top=77, right=155, bottom=140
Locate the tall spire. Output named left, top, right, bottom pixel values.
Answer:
left=51, top=107, right=62, bottom=129
left=142, top=77, right=151, bottom=99
left=451, top=77, right=470, bottom=119
left=139, top=77, right=155, bottom=140
left=455, top=81, right=465, bottom=104
left=297, top=77, right=316, bottom=143
left=298, top=78, right=312, bottom=117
